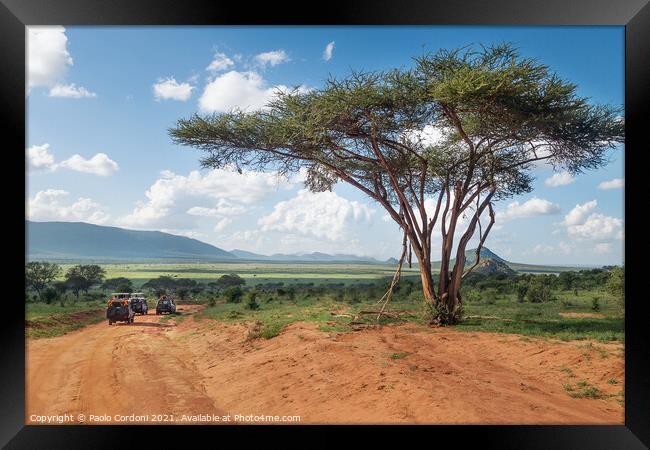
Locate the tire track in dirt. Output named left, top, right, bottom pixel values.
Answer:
left=27, top=306, right=223, bottom=424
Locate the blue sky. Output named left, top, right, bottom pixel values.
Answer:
left=26, top=26, right=624, bottom=265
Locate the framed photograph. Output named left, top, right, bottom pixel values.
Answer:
left=2, top=0, right=648, bottom=447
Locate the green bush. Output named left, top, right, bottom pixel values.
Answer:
left=245, top=289, right=260, bottom=310
left=41, top=287, right=58, bottom=305
left=527, top=278, right=554, bottom=303
left=223, top=286, right=244, bottom=304
left=516, top=282, right=528, bottom=303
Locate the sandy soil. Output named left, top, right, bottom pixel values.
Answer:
left=26, top=305, right=623, bottom=425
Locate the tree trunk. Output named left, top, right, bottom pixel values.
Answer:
left=419, top=263, right=436, bottom=304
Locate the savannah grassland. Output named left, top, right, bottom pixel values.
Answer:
left=30, top=261, right=623, bottom=343
left=26, top=261, right=625, bottom=424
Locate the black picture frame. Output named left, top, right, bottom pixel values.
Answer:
left=2, top=0, right=648, bottom=447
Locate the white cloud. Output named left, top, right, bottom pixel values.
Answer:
left=207, top=52, right=235, bottom=72
left=566, top=213, right=623, bottom=241
left=27, top=143, right=55, bottom=170
left=187, top=200, right=247, bottom=217
left=118, top=168, right=295, bottom=229
left=322, top=41, right=335, bottom=61
left=153, top=77, right=194, bottom=101
left=562, top=200, right=597, bottom=227
left=58, top=153, right=119, bottom=176
left=254, top=50, right=290, bottom=68
left=48, top=83, right=96, bottom=98
left=214, top=217, right=233, bottom=232
left=561, top=200, right=623, bottom=241
left=27, top=26, right=73, bottom=89
left=404, top=124, right=447, bottom=149
left=258, top=189, right=375, bottom=241
left=500, top=197, right=561, bottom=221
left=198, top=70, right=308, bottom=113
left=598, top=178, right=624, bottom=190
left=544, top=171, right=574, bottom=188
left=27, top=189, right=109, bottom=224
left=27, top=144, right=118, bottom=176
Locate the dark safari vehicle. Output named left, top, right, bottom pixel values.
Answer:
left=156, top=295, right=176, bottom=315
left=107, top=293, right=135, bottom=325
left=129, top=292, right=148, bottom=315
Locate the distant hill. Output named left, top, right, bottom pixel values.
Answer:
left=27, top=221, right=235, bottom=262
left=26, top=221, right=585, bottom=272
left=429, top=247, right=580, bottom=274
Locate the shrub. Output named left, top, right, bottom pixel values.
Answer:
left=516, top=282, right=528, bottom=303
left=41, top=287, right=58, bottom=304
left=223, top=286, right=244, bottom=303
left=482, top=287, right=499, bottom=304
left=527, top=278, right=554, bottom=303
left=245, top=289, right=260, bottom=310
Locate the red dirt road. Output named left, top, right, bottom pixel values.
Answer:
left=26, top=305, right=623, bottom=424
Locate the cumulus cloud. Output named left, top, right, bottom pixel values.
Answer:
left=198, top=70, right=308, bottom=113
left=26, top=144, right=118, bottom=176
left=153, top=77, right=194, bottom=101
left=500, top=197, right=561, bottom=221
left=27, top=26, right=73, bottom=89
left=206, top=52, right=235, bottom=72
left=27, top=189, right=109, bottom=224
left=58, top=153, right=119, bottom=176
left=322, top=41, right=335, bottom=61
left=118, top=168, right=295, bottom=230
left=254, top=50, right=290, bottom=68
left=544, top=171, right=574, bottom=188
left=562, top=200, right=597, bottom=227
left=48, top=83, right=96, bottom=98
left=562, top=200, right=623, bottom=241
left=258, top=189, right=375, bottom=241
left=598, top=178, right=624, bottom=190
left=27, top=143, right=56, bottom=170
left=566, top=213, right=623, bottom=241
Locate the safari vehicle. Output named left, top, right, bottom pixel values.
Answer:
left=129, top=292, right=149, bottom=315
left=156, top=295, right=176, bottom=315
left=107, top=293, right=135, bottom=325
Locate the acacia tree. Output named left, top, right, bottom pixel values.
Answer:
left=25, top=261, right=61, bottom=299
left=170, top=44, right=623, bottom=324
left=65, top=264, right=106, bottom=298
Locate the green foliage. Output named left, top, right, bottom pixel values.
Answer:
left=101, top=277, right=134, bottom=293
left=216, top=273, right=246, bottom=289
left=223, top=286, right=244, bottom=304
left=25, top=261, right=61, bottom=297
left=176, top=287, right=190, bottom=301
left=65, top=265, right=106, bottom=298
left=516, top=282, right=528, bottom=303
left=526, top=277, right=554, bottom=303
left=606, top=266, right=624, bottom=306
left=41, top=287, right=58, bottom=305
left=245, top=289, right=260, bottom=310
